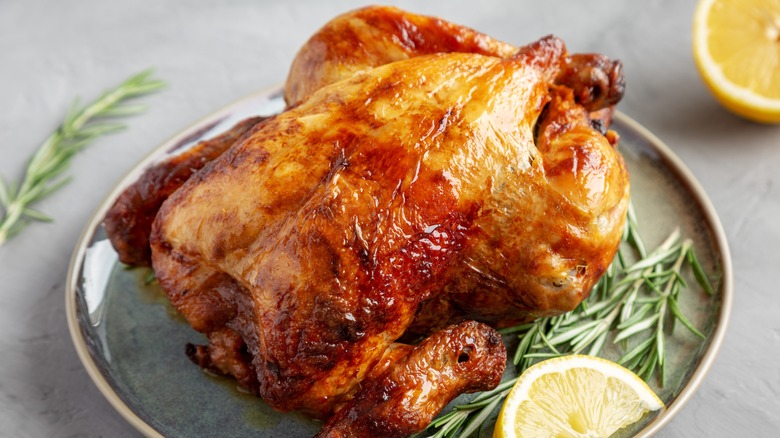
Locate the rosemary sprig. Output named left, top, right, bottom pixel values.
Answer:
left=424, top=203, right=715, bottom=437
left=0, top=70, right=165, bottom=246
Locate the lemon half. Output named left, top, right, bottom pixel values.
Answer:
left=693, top=0, right=780, bottom=123
left=494, top=355, right=664, bottom=438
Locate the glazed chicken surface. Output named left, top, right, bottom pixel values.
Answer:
left=104, top=6, right=629, bottom=437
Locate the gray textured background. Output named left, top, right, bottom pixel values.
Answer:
left=1, top=0, right=778, bottom=436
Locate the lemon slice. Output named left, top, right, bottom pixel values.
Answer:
left=493, top=355, right=664, bottom=438
left=693, top=0, right=780, bottom=123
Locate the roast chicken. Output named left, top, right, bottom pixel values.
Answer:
left=104, top=6, right=629, bottom=437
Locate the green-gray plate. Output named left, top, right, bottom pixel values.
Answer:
left=66, top=87, right=732, bottom=437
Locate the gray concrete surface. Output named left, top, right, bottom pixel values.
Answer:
left=1, top=0, right=778, bottom=436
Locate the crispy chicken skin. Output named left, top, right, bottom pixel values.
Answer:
left=152, top=52, right=534, bottom=415
left=104, top=6, right=624, bottom=272
left=286, top=6, right=624, bottom=113
left=151, top=46, right=627, bottom=422
left=315, top=321, right=505, bottom=438
left=284, top=6, right=517, bottom=107
left=105, top=6, right=629, bottom=437
left=104, top=116, right=265, bottom=266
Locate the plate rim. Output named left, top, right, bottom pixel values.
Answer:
left=65, top=88, right=733, bottom=438
left=614, top=113, right=733, bottom=437
left=65, top=86, right=285, bottom=438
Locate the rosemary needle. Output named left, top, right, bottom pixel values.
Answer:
left=0, top=70, right=165, bottom=246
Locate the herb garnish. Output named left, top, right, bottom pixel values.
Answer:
left=425, top=203, right=715, bottom=437
left=0, top=70, right=165, bottom=246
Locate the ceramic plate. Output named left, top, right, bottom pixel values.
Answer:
left=66, top=87, right=732, bottom=437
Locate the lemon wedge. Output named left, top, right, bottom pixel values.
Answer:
left=493, top=355, right=664, bottom=438
left=693, top=0, right=780, bottom=123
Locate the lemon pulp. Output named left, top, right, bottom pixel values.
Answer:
left=494, top=355, right=664, bottom=438
left=694, top=0, right=780, bottom=122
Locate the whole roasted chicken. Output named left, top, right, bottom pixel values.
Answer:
left=104, top=6, right=629, bottom=437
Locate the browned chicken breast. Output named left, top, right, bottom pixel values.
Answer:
left=104, top=6, right=629, bottom=437
left=284, top=5, right=518, bottom=107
